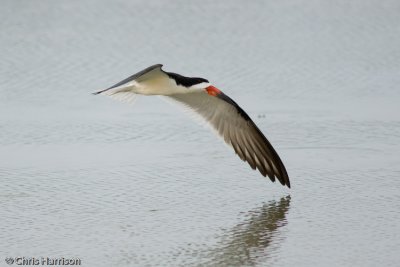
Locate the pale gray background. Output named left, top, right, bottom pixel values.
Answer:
left=1, top=1, right=399, bottom=266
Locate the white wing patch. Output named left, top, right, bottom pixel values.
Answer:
left=160, top=92, right=235, bottom=151
left=159, top=95, right=216, bottom=131
left=164, top=91, right=241, bottom=142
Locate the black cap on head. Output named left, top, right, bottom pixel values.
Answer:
left=164, top=71, right=209, bottom=87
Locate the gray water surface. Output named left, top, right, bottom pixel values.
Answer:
left=1, top=1, right=400, bottom=266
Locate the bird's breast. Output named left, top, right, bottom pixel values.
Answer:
left=140, top=79, right=196, bottom=96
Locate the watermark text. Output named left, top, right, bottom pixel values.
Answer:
left=4, top=257, right=82, bottom=266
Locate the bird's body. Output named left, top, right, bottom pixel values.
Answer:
left=94, top=64, right=290, bottom=188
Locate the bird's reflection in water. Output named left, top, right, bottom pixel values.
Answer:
left=201, top=196, right=291, bottom=267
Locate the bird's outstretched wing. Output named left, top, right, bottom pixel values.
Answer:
left=92, top=64, right=164, bottom=103
left=166, top=90, right=290, bottom=188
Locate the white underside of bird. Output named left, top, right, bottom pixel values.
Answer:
left=94, top=64, right=290, bottom=188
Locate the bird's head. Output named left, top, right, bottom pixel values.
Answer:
left=186, top=80, right=222, bottom=97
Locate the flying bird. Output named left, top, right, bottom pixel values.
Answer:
left=93, top=64, right=290, bottom=187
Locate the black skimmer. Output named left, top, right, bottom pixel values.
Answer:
left=94, top=64, right=290, bottom=188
